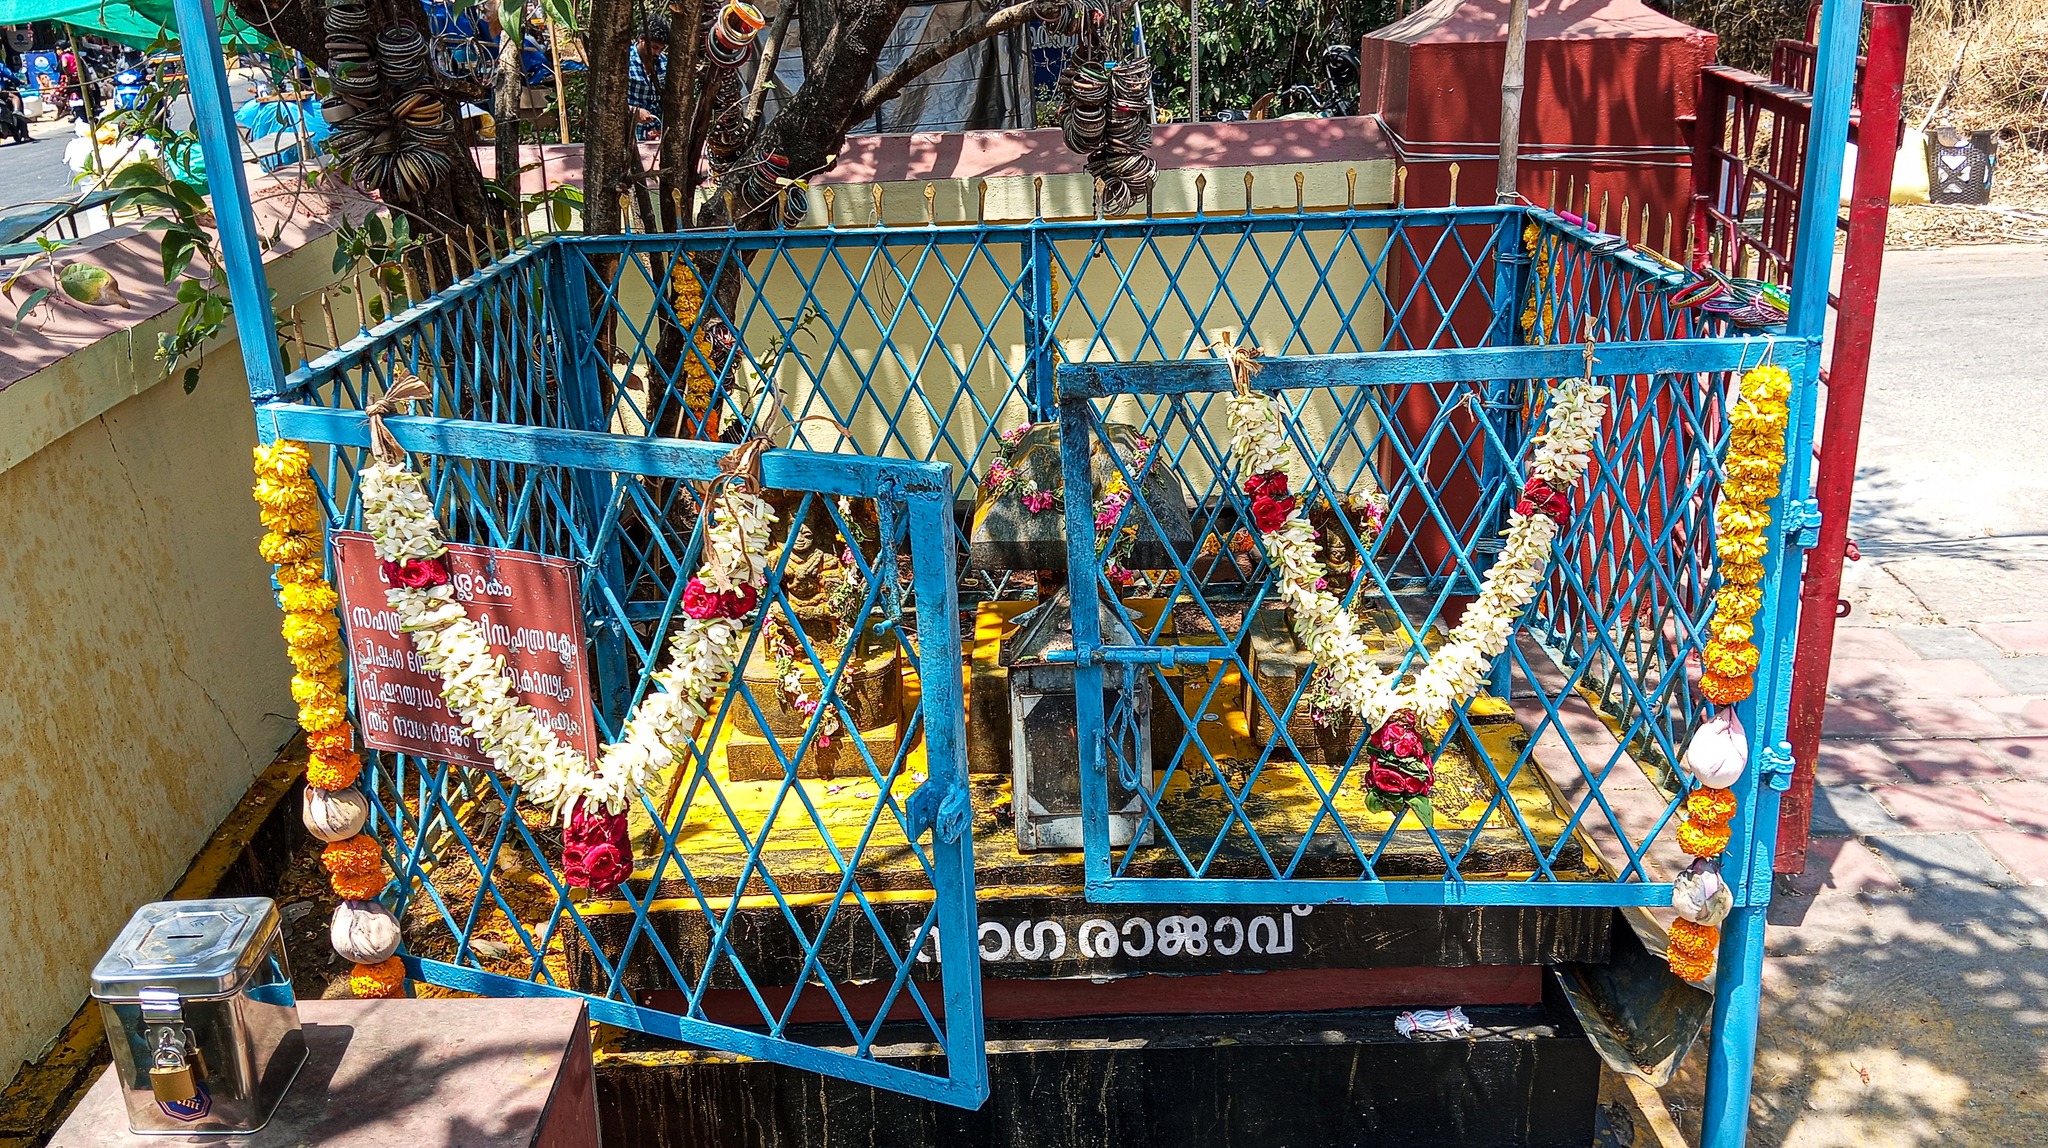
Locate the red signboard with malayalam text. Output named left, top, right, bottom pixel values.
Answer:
left=331, top=531, right=599, bottom=770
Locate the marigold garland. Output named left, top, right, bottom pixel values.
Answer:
left=348, top=955, right=407, bottom=999
left=1667, top=918, right=1719, bottom=982
left=253, top=441, right=405, bottom=999
left=1667, top=363, right=1792, bottom=981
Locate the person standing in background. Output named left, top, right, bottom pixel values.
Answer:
left=626, top=14, right=666, bottom=139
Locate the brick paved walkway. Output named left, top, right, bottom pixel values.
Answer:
left=1790, top=620, right=2048, bottom=911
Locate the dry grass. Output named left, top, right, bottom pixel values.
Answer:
left=1906, top=0, right=2048, bottom=143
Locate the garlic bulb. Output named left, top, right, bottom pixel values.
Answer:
left=1672, top=858, right=1733, bottom=926
left=1681, top=709, right=1748, bottom=790
left=304, top=784, right=370, bottom=842
left=331, top=899, right=403, bottom=965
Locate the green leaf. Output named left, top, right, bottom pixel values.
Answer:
left=390, top=215, right=411, bottom=245
left=112, top=188, right=183, bottom=216
left=57, top=263, right=127, bottom=308
left=11, top=287, right=50, bottom=328
left=161, top=233, right=196, bottom=282
left=177, top=278, right=210, bottom=304
left=181, top=365, right=201, bottom=393
left=109, top=163, right=168, bottom=189
left=365, top=213, right=387, bottom=246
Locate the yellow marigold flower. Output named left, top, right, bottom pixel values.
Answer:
left=253, top=475, right=315, bottom=511
left=275, top=559, right=327, bottom=585
left=260, top=503, right=327, bottom=534
left=1716, top=533, right=1770, bottom=564
left=299, top=700, right=350, bottom=734
left=1725, top=478, right=1782, bottom=504
left=1685, top=786, right=1739, bottom=826
left=253, top=440, right=311, bottom=479
left=1711, top=622, right=1755, bottom=651
left=349, top=956, right=406, bottom=999
left=1702, top=640, right=1760, bottom=678
left=1715, top=502, right=1772, bottom=534
left=1720, top=559, right=1765, bottom=586
left=291, top=673, right=346, bottom=705
left=282, top=610, right=341, bottom=647
left=1714, top=586, right=1764, bottom=624
left=259, top=531, right=319, bottom=565
left=279, top=583, right=339, bottom=614
left=1740, top=364, right=1792, bottom=401
left=290, top=643, right=346, bottom=677
left=307, top=749, right=362, bottom=790
left=1677, top=813, right=1733, bottom=856
left=1667, top=918, right=1717, bottom=980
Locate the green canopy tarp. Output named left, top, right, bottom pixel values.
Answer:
left=0, top=0, right=268, bottom=49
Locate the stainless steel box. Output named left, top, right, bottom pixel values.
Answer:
left=91, top=898, right=307, bottom=1135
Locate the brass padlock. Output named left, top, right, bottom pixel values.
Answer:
left=149, top=1060, right=197, bottom=1104
left=147, top=1028, right=198, bottom=1104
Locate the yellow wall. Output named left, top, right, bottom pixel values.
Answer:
left=610, top=162, right=1398, bottom=488
left=0, top=235, right=338, bottom=1082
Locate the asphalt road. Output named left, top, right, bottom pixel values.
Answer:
left=1843, top=243, right=2048, bottom=626
left=0, top=75, right=249, bottom=215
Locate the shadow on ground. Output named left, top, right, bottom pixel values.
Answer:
left=1658, top=853, right=2048, bottom=1146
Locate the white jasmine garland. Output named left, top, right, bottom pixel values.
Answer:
left=359, top=463, right=776, bottom=818
left=1227, top=374, right=1609, bottom=727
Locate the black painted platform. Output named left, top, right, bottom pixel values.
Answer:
left=596, top=976, right=1601, bottom=1148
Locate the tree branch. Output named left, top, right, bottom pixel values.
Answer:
left=849, top=1, right=1039, bottom=125
left=741, top=0, right=798, bottom=138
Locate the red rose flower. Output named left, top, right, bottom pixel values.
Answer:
left=1516, top=479, right=1571, bottom=527
left=1244, top=470, right=1291, bottom=500
left=1250, top=493, right=1297, bottom=532
left=381, top=557, right=451, bottom=588
left=1369, top=714, right=1428, bottom=761
left=563, top=802, right=633, bottom=895
left=1366, top=762, right=1432, bottom=797
left=681, top=578, right=759, bottom=621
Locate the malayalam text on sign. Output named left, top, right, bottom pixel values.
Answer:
left=331, top=531, right=598, bottom=769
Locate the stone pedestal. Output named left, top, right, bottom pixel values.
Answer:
left=726, top=627, right=903, bottom=781
left=52, top=998, right=598, bottom=1147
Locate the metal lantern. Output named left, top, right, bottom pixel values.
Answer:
left=1003, top=588, right=1155, bottom=851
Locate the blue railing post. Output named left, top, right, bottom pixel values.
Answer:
left=168, top=0, right=285, bottom=401
left=1482, top=211, right=1535, bottom=698
left=544, top=244, right=632, bottom=724
left=1702, top=0, right=1860, bottom=1143
left=1024, top=226, right=1058, bottom=420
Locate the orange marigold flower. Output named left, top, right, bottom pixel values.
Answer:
left=349, top=956, right=407, bottom=999
left=306, top=726, right=354, bottom=754
left=331, top=868, right=388, bottom=900
left=306, top=749, right=362, bottom=791
left=299, top=701, right=350, bottom=735
left=322, top=834, right=385, bottom=878
left=291, top=673, right=346, bottom=706
left=253, top=440, right=312, bottom=478
left=1699, top=671, right=1754, bottom=705
left=1686, top=786, right=1739, bottom=826
left=1702, top=641, right=1760, bottom=679
left=1715, top=532, right=1770, bottom=565
left=290, top=642, right=345, bottom=676
left=1678, top=815, right=1733, bottom=857
left=1667, top=918, right=1718, bottom=981
left=1714, top=585, right=1763, bottom=622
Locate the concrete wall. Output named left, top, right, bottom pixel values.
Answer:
left=0, top=226, right=341, bottom=1082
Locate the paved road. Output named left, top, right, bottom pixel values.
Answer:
left=1845, top=244, right=2048, bottom=627
left=0, top=117, right=86, bottom=210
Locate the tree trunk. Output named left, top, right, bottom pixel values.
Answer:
left=582, top=0, right=636, bottom=236
left=495, top=16, right=524, bottom=215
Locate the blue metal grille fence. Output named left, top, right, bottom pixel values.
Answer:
left=252, top=195, right=1819, bottom=1129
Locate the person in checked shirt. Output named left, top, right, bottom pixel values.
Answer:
left=627, top=14, right=668, bottom=137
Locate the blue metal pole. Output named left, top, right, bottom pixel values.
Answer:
left=1701, top=2, right=1860, bottom=1144
left=169, top=0, right=286, bottom=401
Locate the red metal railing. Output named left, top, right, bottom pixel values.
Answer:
left=1689, top=3, right=1912, bottom=872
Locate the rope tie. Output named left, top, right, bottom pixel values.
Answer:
left=365, top=372, right=433, bottom=465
